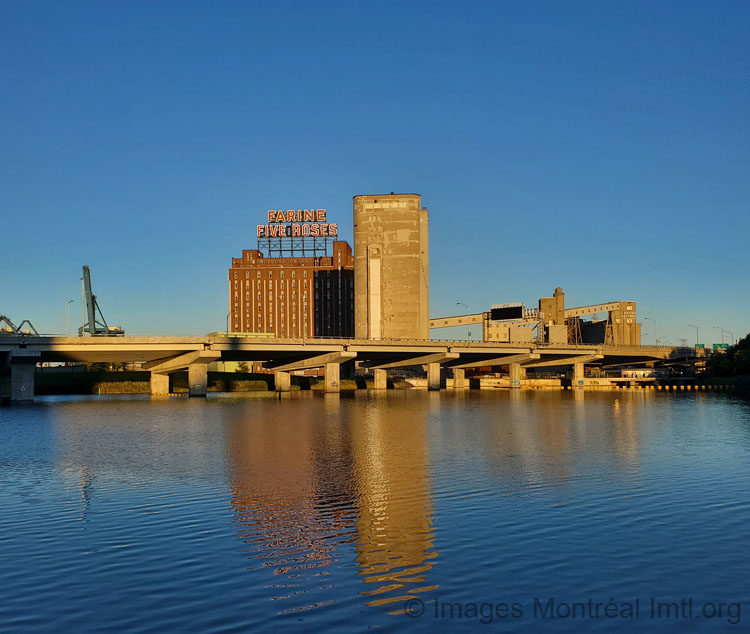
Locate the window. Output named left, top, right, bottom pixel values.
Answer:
left=292, top=271, right=296, bottom=279
left=234, top=272, right=238, bottom=279
left=234, top=281, right=238, bottom=290
left=280, top=271, right=285, bottom=279
left=257, top=272, right=261, bottom=278
left=268, top=271, right=273, bottom=278
left=303, top=271, right=308, bottom=278
left=246, top=272, right=249, bottom=278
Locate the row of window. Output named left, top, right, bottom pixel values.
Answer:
left=234, top=301, right=309, bottom=312
left=237, top=290, right=309, bottom=300
left=234, top=280, right=309, bottom=290
left=233, top=270, right=309, bottom=280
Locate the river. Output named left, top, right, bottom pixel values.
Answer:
left=1, top=390, right=748, bottom=632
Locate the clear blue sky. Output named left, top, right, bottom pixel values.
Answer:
left=2, top=1, right=748, bottom=346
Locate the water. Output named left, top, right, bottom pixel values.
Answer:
left=1, top=390, right=748, bottom=633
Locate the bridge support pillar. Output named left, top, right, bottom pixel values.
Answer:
left=188, top=364, right=208, bottom=397
left=427, top=362, right=441, bottom=391
left=150, top=372, right=170, bottom=395
left=10, top=363, right=35, bottom=402
left=324, top=363, right=340, bottom=393
left=275, top=371, right=290, bottom=392
left=573, top=363, right=584, bottom=388
left=452, top=368, right=467, bottom=389
left=373, top=369, right=387, bottom=390
left=509, top=363, right=523, bottom=388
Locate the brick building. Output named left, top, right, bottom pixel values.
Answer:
left=228, top=241, right=354, bottom=338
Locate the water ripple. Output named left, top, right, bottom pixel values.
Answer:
left=0, top=391, right=748, bottom=632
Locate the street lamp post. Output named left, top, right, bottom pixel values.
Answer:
left=727, top=331, right=735, bottom=346
left=713, top=326, right=726, bottom=345
left=456, top=302, right=471, bottom=340
left=67, top=300, right=74, bottom=337
left=644, top=317, right=658, bottom=346
left=686, top=324, right=699, bottom=348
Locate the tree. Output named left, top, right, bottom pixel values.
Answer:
left=707, top=333, right=750, bottom=377
left=707, top=353, right=732, bottom=377
left=734, top=350, right=750, bottom=376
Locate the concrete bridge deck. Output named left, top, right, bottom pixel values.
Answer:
left=0, top=335, right=690, bottom=402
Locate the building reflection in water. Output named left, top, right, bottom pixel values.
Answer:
left=350, top=392, right=438, bottom=609
left=477, top=390, right=646, bottom=490
left=227, top=392, right=437, bottom=616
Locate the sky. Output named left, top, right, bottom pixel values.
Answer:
left=2, top=1, right=748, bottom=346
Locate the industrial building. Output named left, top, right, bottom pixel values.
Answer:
left=228, top=195, right=644, bottom=355
left=353, top=193, right=429, bottom=340
left=431, top=287, right=641, bottom=346
left=229, top=209, right=354, bottom=337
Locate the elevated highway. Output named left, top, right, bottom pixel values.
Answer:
left=1, top=334, right=689, bottom=401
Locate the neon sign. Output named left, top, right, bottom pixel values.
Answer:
left=257, top=209, right=338, bottom=239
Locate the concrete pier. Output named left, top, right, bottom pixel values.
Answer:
left=150, top=372, right=170, bottom=395
left=373, top=369, right=387, bottom=390
left=10, top=363, right=35, bottom=402
left=275, top=371, right=290, bottom=392
left=188, top=364, right=208, bottom=397
left=509, top=363, right=523, bottom=388
left=324, top=362, right=340, bottom=393
left=573, top=362, right=584, bottom=388
left=452, top=368, right=466, bottom=389
left=427, top=362, right=441, bottom=391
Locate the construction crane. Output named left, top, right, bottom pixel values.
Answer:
left=78, top=265, right=125, bottom=336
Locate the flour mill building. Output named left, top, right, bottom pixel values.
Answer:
left=228, top=209, right=354, bottom=338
